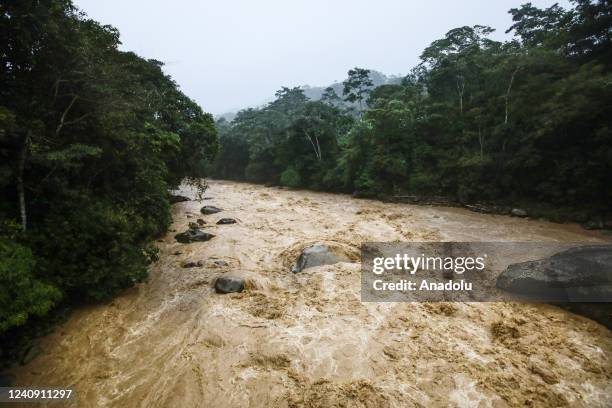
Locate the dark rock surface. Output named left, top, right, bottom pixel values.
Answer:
left=496, top=245, right=612, bottom=328
left=291, top=245, right=346, bottom=273
left=168, top=194, right=190, bottom=203
left=182, top=260, right=203, bottom=268
left=214, top=276, right=245, bottom=293
left=511, top=208, right=528, bottom=217
left=20, top=345, right=41, bottom=365
left=201, top=205, right=223, bottom=215
left=175, top=229, right=215, bottom=243
left=216, top=218, right=237, bottom=225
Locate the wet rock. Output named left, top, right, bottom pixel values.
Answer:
left=21, top=344, right=42, bottom=365
left=174, top=228, right=215, bottom=244
left=197, top=218, right=206, bottom=226
left=214, top=276, right=245, bottom=293
left=216, top=218, right=237, bottom=225
left=182, top=260, right=203, bottom=268
left=464, top=204, right=493, bottom=214
left=168, top=194, right=190, bottom=203
left=557, top=303, right=612, bottom=330
left=511, top=208, right=528, bottom=217
left=213, top=260, right=229, bottom=267
left=291, top=244, right=346, bottom=273
left=496, top=245, right=612, bottom=328
left=0, top=373, right=16, bottom=387
left=188, top=221, right=199, bottom=230
left=581, top=220, right=605, bottom=230
left=201, top=205, right=223, bottom=215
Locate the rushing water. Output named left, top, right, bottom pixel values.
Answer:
left=12, top=180, right=612, bottom=407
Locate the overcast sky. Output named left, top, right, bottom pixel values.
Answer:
left=73, top=0, right=570, bottom=115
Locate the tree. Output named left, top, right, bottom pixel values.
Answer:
left=342, top=68, right=374, bottom=114
left=321, top=87, right=341, bottom=106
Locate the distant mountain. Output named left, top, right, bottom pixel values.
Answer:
left=216, top=69, right=404, bottom=121
left=300, top=70, right=402, bottom=102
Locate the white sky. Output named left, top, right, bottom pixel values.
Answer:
left=73, top=0, right=571, bottom=115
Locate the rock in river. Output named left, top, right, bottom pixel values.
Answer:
left=216, top=218, right=237, bottom=225
left=496, top=245, right=612, bottom=328
left=214, top=276, right=245, bottom=294
left=291, top=244, right=346, bottom=273
left=201, top=205, right=223, bottom=215
left=175, top=228, right=215, bottom=244
left=511, top=208, right=528, bottom=217
left=168, top=194, right=190, bottom=203
left=182, top=260, right=203, bottom=268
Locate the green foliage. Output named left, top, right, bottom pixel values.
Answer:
left=280, top=166, right=302, bottom=188
left=214, top=0, right=611, bottom=218
left=343, top=67, right=374, bottom=113
left=0, top=0, right=217, bottom=359
left=0, top=225, right=61, bottom=333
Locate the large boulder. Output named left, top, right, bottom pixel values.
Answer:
left=201, top=205, right=223, bottom=215
left=214, top=276, right=245, bottom=294
left=175, top=228, right=215, bottom=244
left=291, top=245, right=346, bottom=273
left=496, top=245, right=612, bottom=328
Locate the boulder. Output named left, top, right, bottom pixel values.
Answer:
left=496, top=245, right=612, bottom=328
left=20, top=344, right=41, bottom=365
left=188, top=221, right=199, bottom=230
left=174, top=228, right=215, bottom=244
left=201, top=205, right=223, bottom=215
left=216, top=218, right=237, bottom=225
left=168, top=194, right=190, bottom=203
left=197, top=218, right=206, bottom=226
left=581, top=220, right=605, bottom=230
left=511, top=208, right=528, bottom=217
left=214, top=276, right=245, bottom=294
left=291, top=244, right=346, bottom=273
left=182, top=260, right=203, bottom=268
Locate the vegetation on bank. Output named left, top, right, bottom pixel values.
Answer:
left=0, top=0, right=218, bottom=363
left=213, top=0, right=611, bottom=222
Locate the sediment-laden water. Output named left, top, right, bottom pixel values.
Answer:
left=12, top=180, right=612, bottom=407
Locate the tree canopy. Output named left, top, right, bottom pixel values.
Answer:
left=0, top=0, right=218, bottom=362
left=213, top=0, right=611, bottom=219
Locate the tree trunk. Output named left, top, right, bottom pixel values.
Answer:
left=504, top=66, right=519, bottom=125
left=478, top=126, right=483, bottom=160
left=17, top=134, right=30, bottom=231
left=456, top=76, right=465, bottom=114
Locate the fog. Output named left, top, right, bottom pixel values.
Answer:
left=73, top=0, right=571, bottom=115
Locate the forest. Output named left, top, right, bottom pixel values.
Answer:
left=214, top=0, right=611, bottom=222
left=0, top=0, right=218, bottom=362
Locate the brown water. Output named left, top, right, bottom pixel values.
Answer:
left=12, top=180, right=612, bottom=407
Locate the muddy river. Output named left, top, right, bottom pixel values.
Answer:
left=12, top=180, right=612, bottom=407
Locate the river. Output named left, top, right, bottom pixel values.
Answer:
left=12, top=180, right=612, bottom=407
